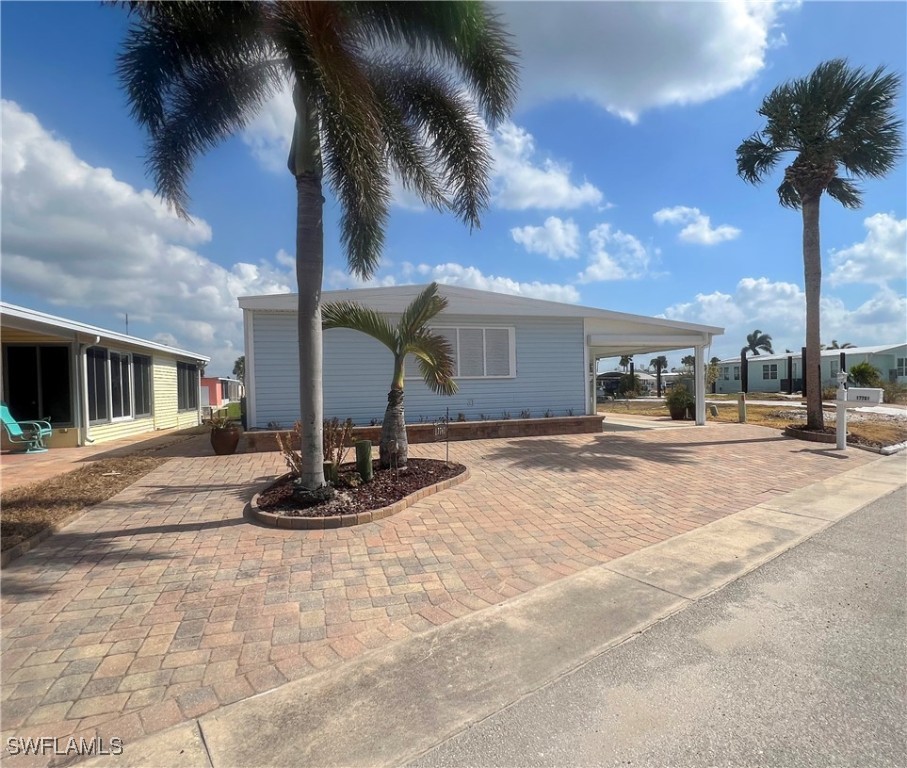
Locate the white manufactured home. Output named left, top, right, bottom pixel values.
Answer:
left=1, top=302, right=209, bottom=449
left=714, top=343, right=907, bottom=395
left=239, top=285, right=724, bottom=428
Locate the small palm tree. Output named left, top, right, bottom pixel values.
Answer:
left=322, top=283, right=457, bottom=469
left=737, top=59, right=903, bottom=428
left=232, top=355, right=245, bottom=384
left=619, top=355, right=633, bottom=372
left=649, top=355, right=668, bottom=397
left=116, top=2, right=518, bottom=491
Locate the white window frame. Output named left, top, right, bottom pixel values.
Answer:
left=108, top=350, right=134, bottom=422
left=897, top=357, right=906, bottom=377
left=829, top=360, right=839, bottom=378
left=762, top=363, right=778, bottom=380
left=406, top=326, right=516, bottom=380
left=733, top=365, right=740, bottom=381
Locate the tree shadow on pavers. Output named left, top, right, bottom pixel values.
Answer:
left=484, top=435, right=697, bottom=472
left=2, top=534, right=177, bottom=597
left=138, top=478, right=270, bottom=504
left=72, top=431, right=211, bottom=464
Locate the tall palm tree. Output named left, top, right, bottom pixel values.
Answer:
left=737, top=59, right=902, bottom=428
left=649, top=355, right=668, bottom=396
left=116, top=2, right=518, bottom=492
left=619, top=355, right=633, bottom=372
left=322, top=283, right=456, bottom=468
left=739, top=329, right=774, bottom=393
left=232, top=355, right=245, bottom=384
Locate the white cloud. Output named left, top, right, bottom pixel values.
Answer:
left=661, top=275, right=906, bottom=359
left=653, top=206, right=741, bottom=245
left=511, top=217, right=580, bottom=260
left=492, top=123, right=603, bottom=210
left=579, top=224, right=656, bottom=282
left=1, top=99, right=293, bottom=374
left=500, top=0, right=797, bottom=121
left=829, top=213, right=907, bottom=288
left=415, top=263, right=581, bottom=303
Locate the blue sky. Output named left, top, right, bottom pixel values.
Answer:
left=2, top=1, right=905, bottom=375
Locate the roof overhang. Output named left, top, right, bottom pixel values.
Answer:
left=0, top=302, right=210, bottom=363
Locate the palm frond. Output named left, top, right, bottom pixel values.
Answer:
left=407, top=330, right=458, bottom=396
left=116, top=2, right=269, bottom=135
left=381, top=64, right=492, bottom=228
left=368, top=66, right=448, bottom=211
left=321, top=301, right=397, bottom=352
left=145, top=57, right=283, bottom=215
left=736, top=134, right=784, bottom=185
left=398, top=283, right=448, bottom=341
left=776, top=178, right=801, bottom=209
left=274, top=2, right=390, bottom=278
left=825, top=176, right=863, bottom=209
left=347, top=0, right=519, bottom=125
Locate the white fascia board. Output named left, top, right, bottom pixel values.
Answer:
left=587, top=333, right=713, bottom=348
left=238, top=286, right=724, bottom=336
left=1, top=302, right=210, bottom=363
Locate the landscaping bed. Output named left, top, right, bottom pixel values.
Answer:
left=252, top=458, right=467, bottom=529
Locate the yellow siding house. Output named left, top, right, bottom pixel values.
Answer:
left=1, top=302, right=209, bottom=449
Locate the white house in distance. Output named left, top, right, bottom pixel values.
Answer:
left=1, top=302, right=210, bottom=449
left=239, top=284, right=724, bottom=427
left=714, top=343, right=907, bottom=395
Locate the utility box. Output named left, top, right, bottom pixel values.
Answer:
left=845, top=387, right=884, bottom=404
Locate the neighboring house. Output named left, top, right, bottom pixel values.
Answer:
left=1, top=302, right=209, bottom=449
left=239, top=284, right=723, bottom=427
left=714, top=343, right=907, bottom=395
left=200, top=377, right=244, bottom=409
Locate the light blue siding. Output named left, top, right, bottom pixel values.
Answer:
left=250, top=311, right=586, bottom=428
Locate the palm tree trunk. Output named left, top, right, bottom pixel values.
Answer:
left=379, top=389, right=407, bottom=469
left=295, top=170, right=327, bottom=490
left=380, top=355, right=407, bottom=469
left=802, top=195, right=824, bottom=430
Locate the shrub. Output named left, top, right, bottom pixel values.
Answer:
left=882, top=381, right=907, bottom=404
left=848, top=361, right=883, bottom=388
left=665, top=385, right=695, bottom=410
left=618, top=373, right=640, bottom=396
left=821, top=386, right=838, bottom=401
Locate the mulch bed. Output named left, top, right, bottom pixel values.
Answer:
left=785, top=423, right=882, bottom=449
left=257, top=458, right=466, bottom=517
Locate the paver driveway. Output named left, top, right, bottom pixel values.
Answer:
left=1, top=424, right=875, bottom=759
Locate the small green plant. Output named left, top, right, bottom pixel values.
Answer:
left=618, top=373, right=640, bottom=397
left=567, top=408, right=574, bottom=416
left=848, top=362, right=883, bottom=388
left=543, top=409, right=554, bottom=418
left=323, top=418, right=354, bottom=470
left=519, top=410, right=531, bottom=419
left=456, top=413, right=467, bottom=422
left=369, top=418, right=380, bottom=427
left=205, top=408, right=234, bottom=429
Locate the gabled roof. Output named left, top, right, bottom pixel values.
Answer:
left=717, top=342, right=906, bottom=365
left=238, top=283, right=723, bottom=336
left=0, top=302, right=210, bottom=362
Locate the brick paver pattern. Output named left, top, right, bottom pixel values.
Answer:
left=1, top=425, right=875, bottom=754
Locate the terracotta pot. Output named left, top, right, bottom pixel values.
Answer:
left=210, top=425, right=241, bottom=455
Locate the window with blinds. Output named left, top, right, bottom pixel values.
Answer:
left=405, top=327, right=515, bottom=379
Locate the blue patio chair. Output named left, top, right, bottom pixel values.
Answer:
left=0, top=403, right=52, bottom=453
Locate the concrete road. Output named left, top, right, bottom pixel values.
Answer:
left=411, top=488, right=907, bottom=768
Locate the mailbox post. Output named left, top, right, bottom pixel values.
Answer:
left=835, top=371, right=848, bottom=450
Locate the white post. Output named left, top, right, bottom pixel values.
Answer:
left=835, top=371, right=848, bottom=450
left=694, top=345, right=706, bottom=425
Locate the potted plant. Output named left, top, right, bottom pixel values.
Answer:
left=207, top=408, right=242, bottom=455
left=665, top=385, right=695, bottom=421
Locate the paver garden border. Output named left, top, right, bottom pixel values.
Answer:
left=248, top=467, right=471, bottom=529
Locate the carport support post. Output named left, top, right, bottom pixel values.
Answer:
left=694, top=345, right=706, bottom=425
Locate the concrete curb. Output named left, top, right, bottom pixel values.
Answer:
left=82, top=452, right=906, bottom=768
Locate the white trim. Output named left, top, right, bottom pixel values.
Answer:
left=587, top=333, right=712, bottom=348
left=1, top=302, right=210, bottom=363
left=244, top=309, right=256, bottom=429
left=238, top=285, right=723, bottom=335
left=694, top=345, right=706, bottom=426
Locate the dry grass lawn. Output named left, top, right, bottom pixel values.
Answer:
left=599, top=400, right=907, bottom=448
left=1, top=456, right=169, bottom=552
